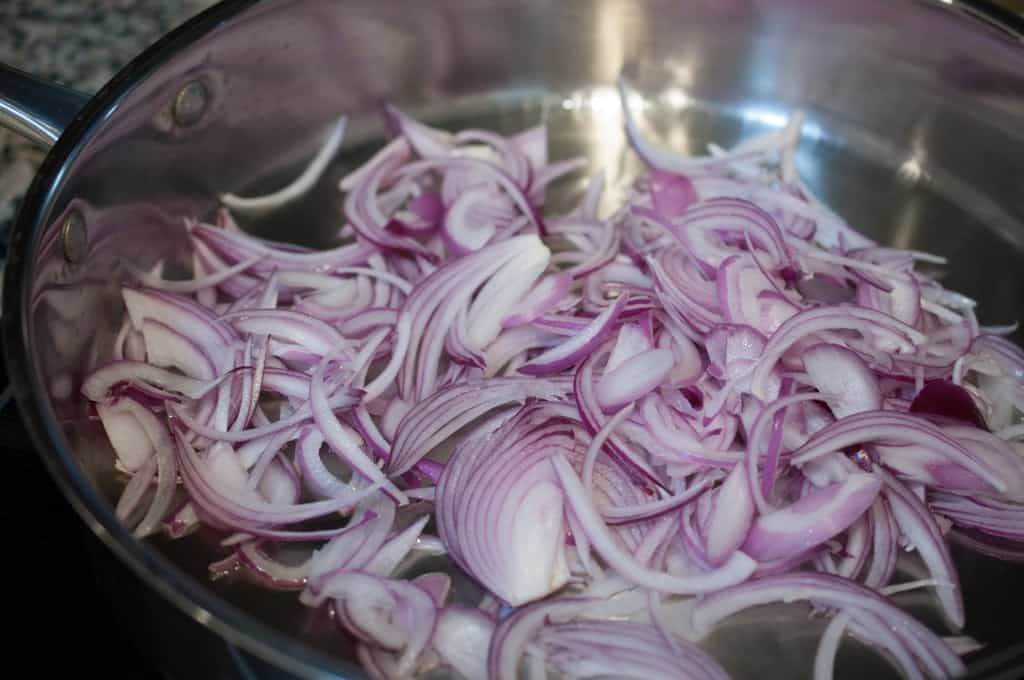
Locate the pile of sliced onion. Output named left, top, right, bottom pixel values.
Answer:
left=84, top=83, right=1024, bottom=680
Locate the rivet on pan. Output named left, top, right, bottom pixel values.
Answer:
left=61, top=210, right=87, bottom=264
left=172, top=79, right=209, bottom=127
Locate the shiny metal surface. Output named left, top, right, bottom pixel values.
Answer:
left=0, top=64, right=89, bottom=147
left=4, top=0, right=1024, bottom=678
left=172, top=78, right=212, bottom=128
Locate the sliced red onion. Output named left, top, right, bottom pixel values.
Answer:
left=931, top=492, right=1024, bottom=542
left=465, top=241, right=549, bottom=351
left=365, top=516, right=430, bottom=577
left=433, top=607, right=494, bottom=680
left=539, top=620, right=730, bottom=680
left=607, top=322, right=654, bottom=372
left=346, top=144, right=436, bottom=260
left=859, top=498, right=898, bottom=589
left=740, top=473, right=881, bottom=562
left=602, top=476, right=711, bottom=526
left=398, top=234, right=548, bottom=400
left=258, top=459, right=301, bottom=505
left=519, top=294, right=628, bottom=375
left=114, top=454, right=158, bottom=524
left=705, top=462, right=755, bottom=565
left=833, top=513, right=872, bottom=581
left=294, top=428, right=347, bottom=499
left=221, top=116, right=347, bottom=213
left=791, top=411, right=1006, bottom=493
left=177, top=435, right=379, bottom=532
left=596, top=348, right=674, bottom=411
left=97, top=399, right=156, bottom=473
left=501, top=273, right=572, bottom=329
left=553, top=454, right=756, bottom=593
left=941, top=424, right=1024, bottom=501
left=487, top=598, right=594, bottom=680
left=716, top=254, right=798, bottom=333
left=618, top=79, right=777, bottom=176
left=127, top=255, right=265, bottom=294
left=309, top=358, right=405, bottom=503
left=400, top=156, right=543, bottom=234
left=163, top=500, right=200, bottom=539
left=803, top=343, right=882, bottom=418
left=796, top=274, right=856, bottom=305
left=222, top=309, right=349, bottom=358
left=813, top=610, right=851, bottom=680
left=749, top=305, right=926, bottom=400
left=236, top=542, right=310, bottom=590
left=98, top=398, right=177, bottom=538
left=691, top=573, right=965, bottom=678
left=82, top=98, right=1024, bottom=680
left=553, top=217, right=622, bottom=279
left=385, top=104, right=452, bottom=158
left=302, top=499, right=393, bottom=595
left=387, top=376, right=569, bottom=476
left=876, top=467, right=964, bottom=629
left=910, top=379, right=987, bottom=429
left=575, top=351, right=670, bottom=488
left=649, top=170, right=698, bottom=219
left=191, top=221, right=376, bottom=273
left=972, top=333, right=1024, bottom=381
left=442, top=184, right=500, bottom=255
left=122, top=287, right=235, bottom=366
left=484, top=325, right=564, bottom=376
left=436, top=407, right=573, bottom=606
left=674, top=198, right=791, bottom=273
left=141, top=318, right=219, bottom=381
left=168, top=385, right=360, bottom=443
left=312, top=571, right=437, bottom=675
left=412, top=572, right=451, bottom=608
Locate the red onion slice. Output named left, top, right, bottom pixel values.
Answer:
left=740, top=473, right=881, bottom=562
left=596, top=348, right=675, bottom=412
left=519, top=294, right=628, bottom=375
left=433, top=607, right=494, bottom=680
left=705, top=461, right=755, bottom=565
left=877, top=467, right=964, bottom=629
left=437, top=407, right=573, bottom=606
left=553, top=454, right=756, bottom=593
left=314, top=571, right=437, bottom=675
left=388, top=377, right=570, bottom=476
left=803, top=343, right=882, bottom=418
left=221, top=116, right=347, bottom=214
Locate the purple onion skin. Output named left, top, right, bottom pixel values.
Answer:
left=910, top=380, right=987, bottom=430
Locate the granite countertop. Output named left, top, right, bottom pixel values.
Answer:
left=0, top=0, right=215, bottom=258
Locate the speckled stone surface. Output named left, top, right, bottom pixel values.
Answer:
left=0, top=0, right=216, bottom=258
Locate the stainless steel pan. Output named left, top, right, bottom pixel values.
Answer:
left=3, top=1, right=1024, bottom=677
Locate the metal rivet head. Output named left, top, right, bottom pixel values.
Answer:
left=61, top=210, right=87, bottom=264
left=172, top=79, right=209, bottom=127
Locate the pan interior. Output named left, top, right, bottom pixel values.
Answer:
left=130, top=84, right=1024, bottom=679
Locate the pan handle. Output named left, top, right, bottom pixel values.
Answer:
left=0, top=64, right=90, bottom=148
